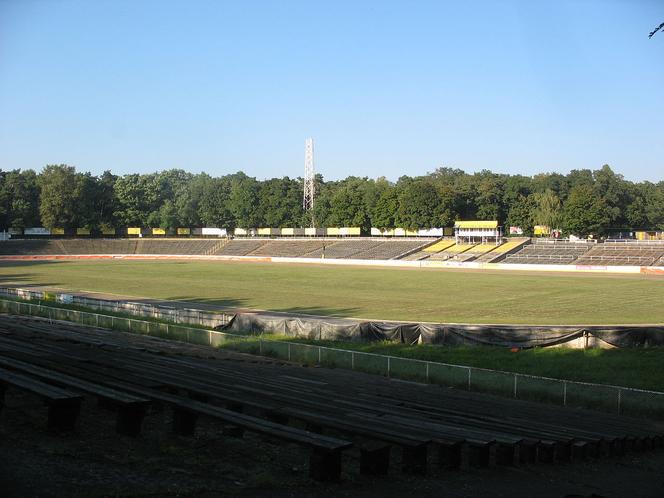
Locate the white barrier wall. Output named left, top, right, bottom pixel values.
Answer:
left=25, top=227, right=50, bottom=235
left=0, top=253, right=655, bottom=275
left=486, top=262, right=642, bottom=274
left=418, top=228, right=443, bottom=237
left=371, top=228, right=444, bottom=237
left=201, top=227, right=227, bottom=236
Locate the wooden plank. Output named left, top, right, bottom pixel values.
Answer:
left=0, top=367, right=83, bottom=431
left=0, top=354, right=150, bottom=436
left=2, top=315, right=662, bottom=479
left=0, top=367, right=80, bottom=401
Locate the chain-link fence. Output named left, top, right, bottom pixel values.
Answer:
left=2, top=298, right=663, bottom=420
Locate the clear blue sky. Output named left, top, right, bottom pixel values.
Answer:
left=1, top=0, right=663, bottom=182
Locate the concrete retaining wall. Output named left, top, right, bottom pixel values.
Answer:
left=0, top=253, right=658, bottom=275
left=0, top=286, right=230, bottom=328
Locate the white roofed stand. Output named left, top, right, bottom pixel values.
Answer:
left=454, top=221, right=502, bottom=245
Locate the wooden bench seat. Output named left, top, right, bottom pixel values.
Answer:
left=0, top=367, right=82, bottom=431
left=0, top=355, right=150, bottom=436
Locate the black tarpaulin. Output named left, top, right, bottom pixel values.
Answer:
left=218, top=311, right=664, bottom=348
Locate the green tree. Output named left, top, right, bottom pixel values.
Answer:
left=312, top=182, right=334, bottom=228
left=72, top=172, right=103, bottom=229
left=563, top=185, right=610, bottom=236
left=395, top=180, right=446, bottom=229
left=451, top=173, right=478, bottom=220
left=4, top=162, right=664, bottom=237
left=372, top=186, right=398, bottom=229
left=567, top=169, right=595, bottom=190
left=627, top=182, right=664, bottom=230
left=0, top=171, right=9, bottom=228
left=505, top=194, right=536, bottom=235
left=473, top=171, right=504, bottom=222
left=113, top=173, right=159, bottom=226
left=593, top=164, right=629, bottom=229
left=257, top=177, right=303, bottom=227
left=532, top=189, right=562, bottom=232
left=531, top=172, right=569, bottom=200
left=0, top=169, right=40, bottom=230
left=95, top=170, right=117, bottom=229
left=228, top=173, right=261, bottom=228
left=38, top=164, right=80, bottom=229
left=327, top=179, right=371, bottom=231
left=198, top=176, right=234, bottom=228
left=148, top=199, right=179, bottom=230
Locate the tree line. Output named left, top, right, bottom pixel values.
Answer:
left=0, top=164, right=663, bottom=237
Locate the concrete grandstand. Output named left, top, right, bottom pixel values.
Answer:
left=2, top=236, right=664, bottom=268
left=0, top=237, right=436, bottom=260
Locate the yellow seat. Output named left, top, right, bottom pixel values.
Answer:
left=490, top=238, right=529, bottom=254
left=423, top=240, right=455, bottom=253
left=468, top=243, right=499, bottom=255
left=444, top=244, right=476, bottom=254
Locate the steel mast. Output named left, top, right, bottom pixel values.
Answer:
left=303, top=138, right=315, bottom=227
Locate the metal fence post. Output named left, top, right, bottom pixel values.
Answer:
left=617, top=388, right=622, bottom=414
left=514, top=374, right=518, bottom=398
left=351, top=351, right=355, bottom=370
left=426, top=362, right=430, bottom=383
left=288, top=343, right=291, bottom=361
left=563, top=381, right=567, bottom=406
left=467, top=368, right=472, bottom=391
left=318, top=346, right=322, bottom=364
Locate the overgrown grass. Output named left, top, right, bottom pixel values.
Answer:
left=222, top=333, right=664, bottom=392
left=2, top=259, right=664, bottom=324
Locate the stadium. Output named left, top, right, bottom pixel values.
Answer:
left=2, top=2, right=664, bottom=497
left=3, top=162, right=664, bottom=497
left=2, top=213, right=664, bottom=494
left=4, top=166, right=664, bottom=496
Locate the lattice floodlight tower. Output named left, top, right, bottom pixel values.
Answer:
left=303, top=138, right=315, bottom=226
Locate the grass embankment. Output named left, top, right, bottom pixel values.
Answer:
left=2, top=259, right=664, bottom=324
left=224, top=334, right=664, bottom=392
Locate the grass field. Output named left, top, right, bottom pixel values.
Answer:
left=2, top=259, right=664, bottom=324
